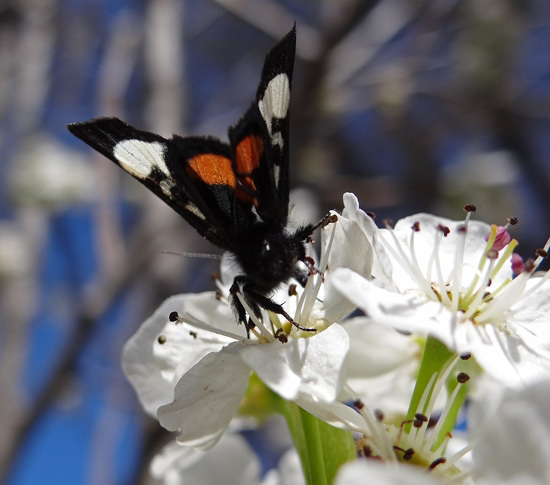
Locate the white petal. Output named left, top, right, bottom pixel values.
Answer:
left=295, top=395, right=368, bottom=434
left=473, top=379, right=550, bottom=484
left=343, top=318, right=419, bottom=414
left=465, top=323, right=550, bottom=387
left=157, top=343, right=251, bottom=449
left=121, top=293, right=234, bottom=416
left=330, top=268, right=456, bottom=345
left=239, top=324, right=349, bottom=401
left=335, top=460, right=441, bottom=485
left=386, top=214, right=511, bottom=291
left=151, top=433, right=261, bottom=485
left=328, top=193, right=375, bottom=279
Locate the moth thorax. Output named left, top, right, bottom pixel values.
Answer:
left=235, top=223, right=305, bottom=289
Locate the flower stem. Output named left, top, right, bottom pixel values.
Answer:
left=406, top=335, right=469, bottom=447
left=279, top=400, right=355, bottom=485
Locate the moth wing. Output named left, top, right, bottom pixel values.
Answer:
left=68, top=117, right=237, bottom=248
left=228, top=26, right=296, bottom=228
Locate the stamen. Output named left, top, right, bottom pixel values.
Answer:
left=450, top=223, right=467, bottom=313
left=489, top=239, right=518, bottom=281
left=463, top=254, right=497, bottom=320
left=409, top=222, right=437, bottom=300
left=171, top=311, right=248, bottom=341
left=424, top=378, right=463, bottom=452
left=432, top=228, right=452, bottom=306
left=462, top=225, right=497, bottom=303
left=406, top=373, right=437, bottom=448
left=381, top=221, right=437, bottom=299
left=444, top=439, right=476, bottom=468
left=347, top=384, right=396, bottom=461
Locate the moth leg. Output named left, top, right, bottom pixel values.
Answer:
left=230, top=277, right=263, bottom=337
left=243, top=287, right=316, bottom=333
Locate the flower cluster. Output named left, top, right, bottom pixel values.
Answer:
left=122, top=193, right=550, bottom=484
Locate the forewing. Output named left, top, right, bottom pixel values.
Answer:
left=67, top=117, right=234, bottom=248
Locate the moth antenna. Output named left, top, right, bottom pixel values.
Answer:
left=162, top=250, right=222, bottom=260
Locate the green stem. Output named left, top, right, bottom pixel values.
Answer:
left=278, top=400, right=355, bottom=485
left=406, top=335, right=453, bottom=424
left=406, top=335, right=473, bottom=449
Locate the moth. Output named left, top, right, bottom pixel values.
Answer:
left=68, top=27, right=328, bottom=335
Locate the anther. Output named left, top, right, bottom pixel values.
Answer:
left=411, top=221, right=420, bottom=232
left=169, top=311, right=180, bottom=322
left=157, top=335, right=166, bottom=344
left=460, top=352, right=472, bottom=360
left=413, top=413, right=428, bottom=428
left=428, top=457, right=447, bottom=470
left=506, top=216, right=518, bottom=225
left=353, top=399, right=365, bottom=410
left=366, top=211, right=376, bottom=219
left=535, top=248, right=548, bottom=258
left=274, top=328, right=288, bottom=343
left=437, top=224, right=450, bottom=236
left=288, top=284, right=297, bottom=296
left=374, top=409, right=384, bottom=421
left=383, top=218, right=394, bottom=228
left=402, top=448, right=415, bottom=460
left=457, top=372, right=470, bottom=383
left=464, top=203, right=477, bottom=212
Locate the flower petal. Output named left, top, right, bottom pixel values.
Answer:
left=239, top=324, right=349, bottom=402
left=473, top=379, right=550, bottom=483
left=151, top=433, right=261, bottom=485
left=157, top=342, right=251, bottom=449
left=121, top=293, right=234, bottom=416
left=330, top=268, right=453, bottom=343
left=323, top=193, right=383, bottom=322
left=335, top=460, right=441, bottom=485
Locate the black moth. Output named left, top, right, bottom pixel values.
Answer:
left=68, top=26, right=330, bottom=336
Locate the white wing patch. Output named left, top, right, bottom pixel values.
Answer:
left=273, top=164, right=281, bottom=189
left=113, top=140, right=170, bottom=179
left=185, top=202, right=206, bottom=221
left=258, top=73, right=290, bottom=149
left=159, top=179, right=175, bottom=197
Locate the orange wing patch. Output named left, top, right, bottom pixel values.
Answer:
left=187, top=154, right=236, bottom=187
left=236, top=134, right=263, bottom=174
left=235, top=135, right=263, bottom=205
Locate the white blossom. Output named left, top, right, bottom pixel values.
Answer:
left=122, top=204, right=374, bottom=449
left=331, top=200, right=550, bottom=386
